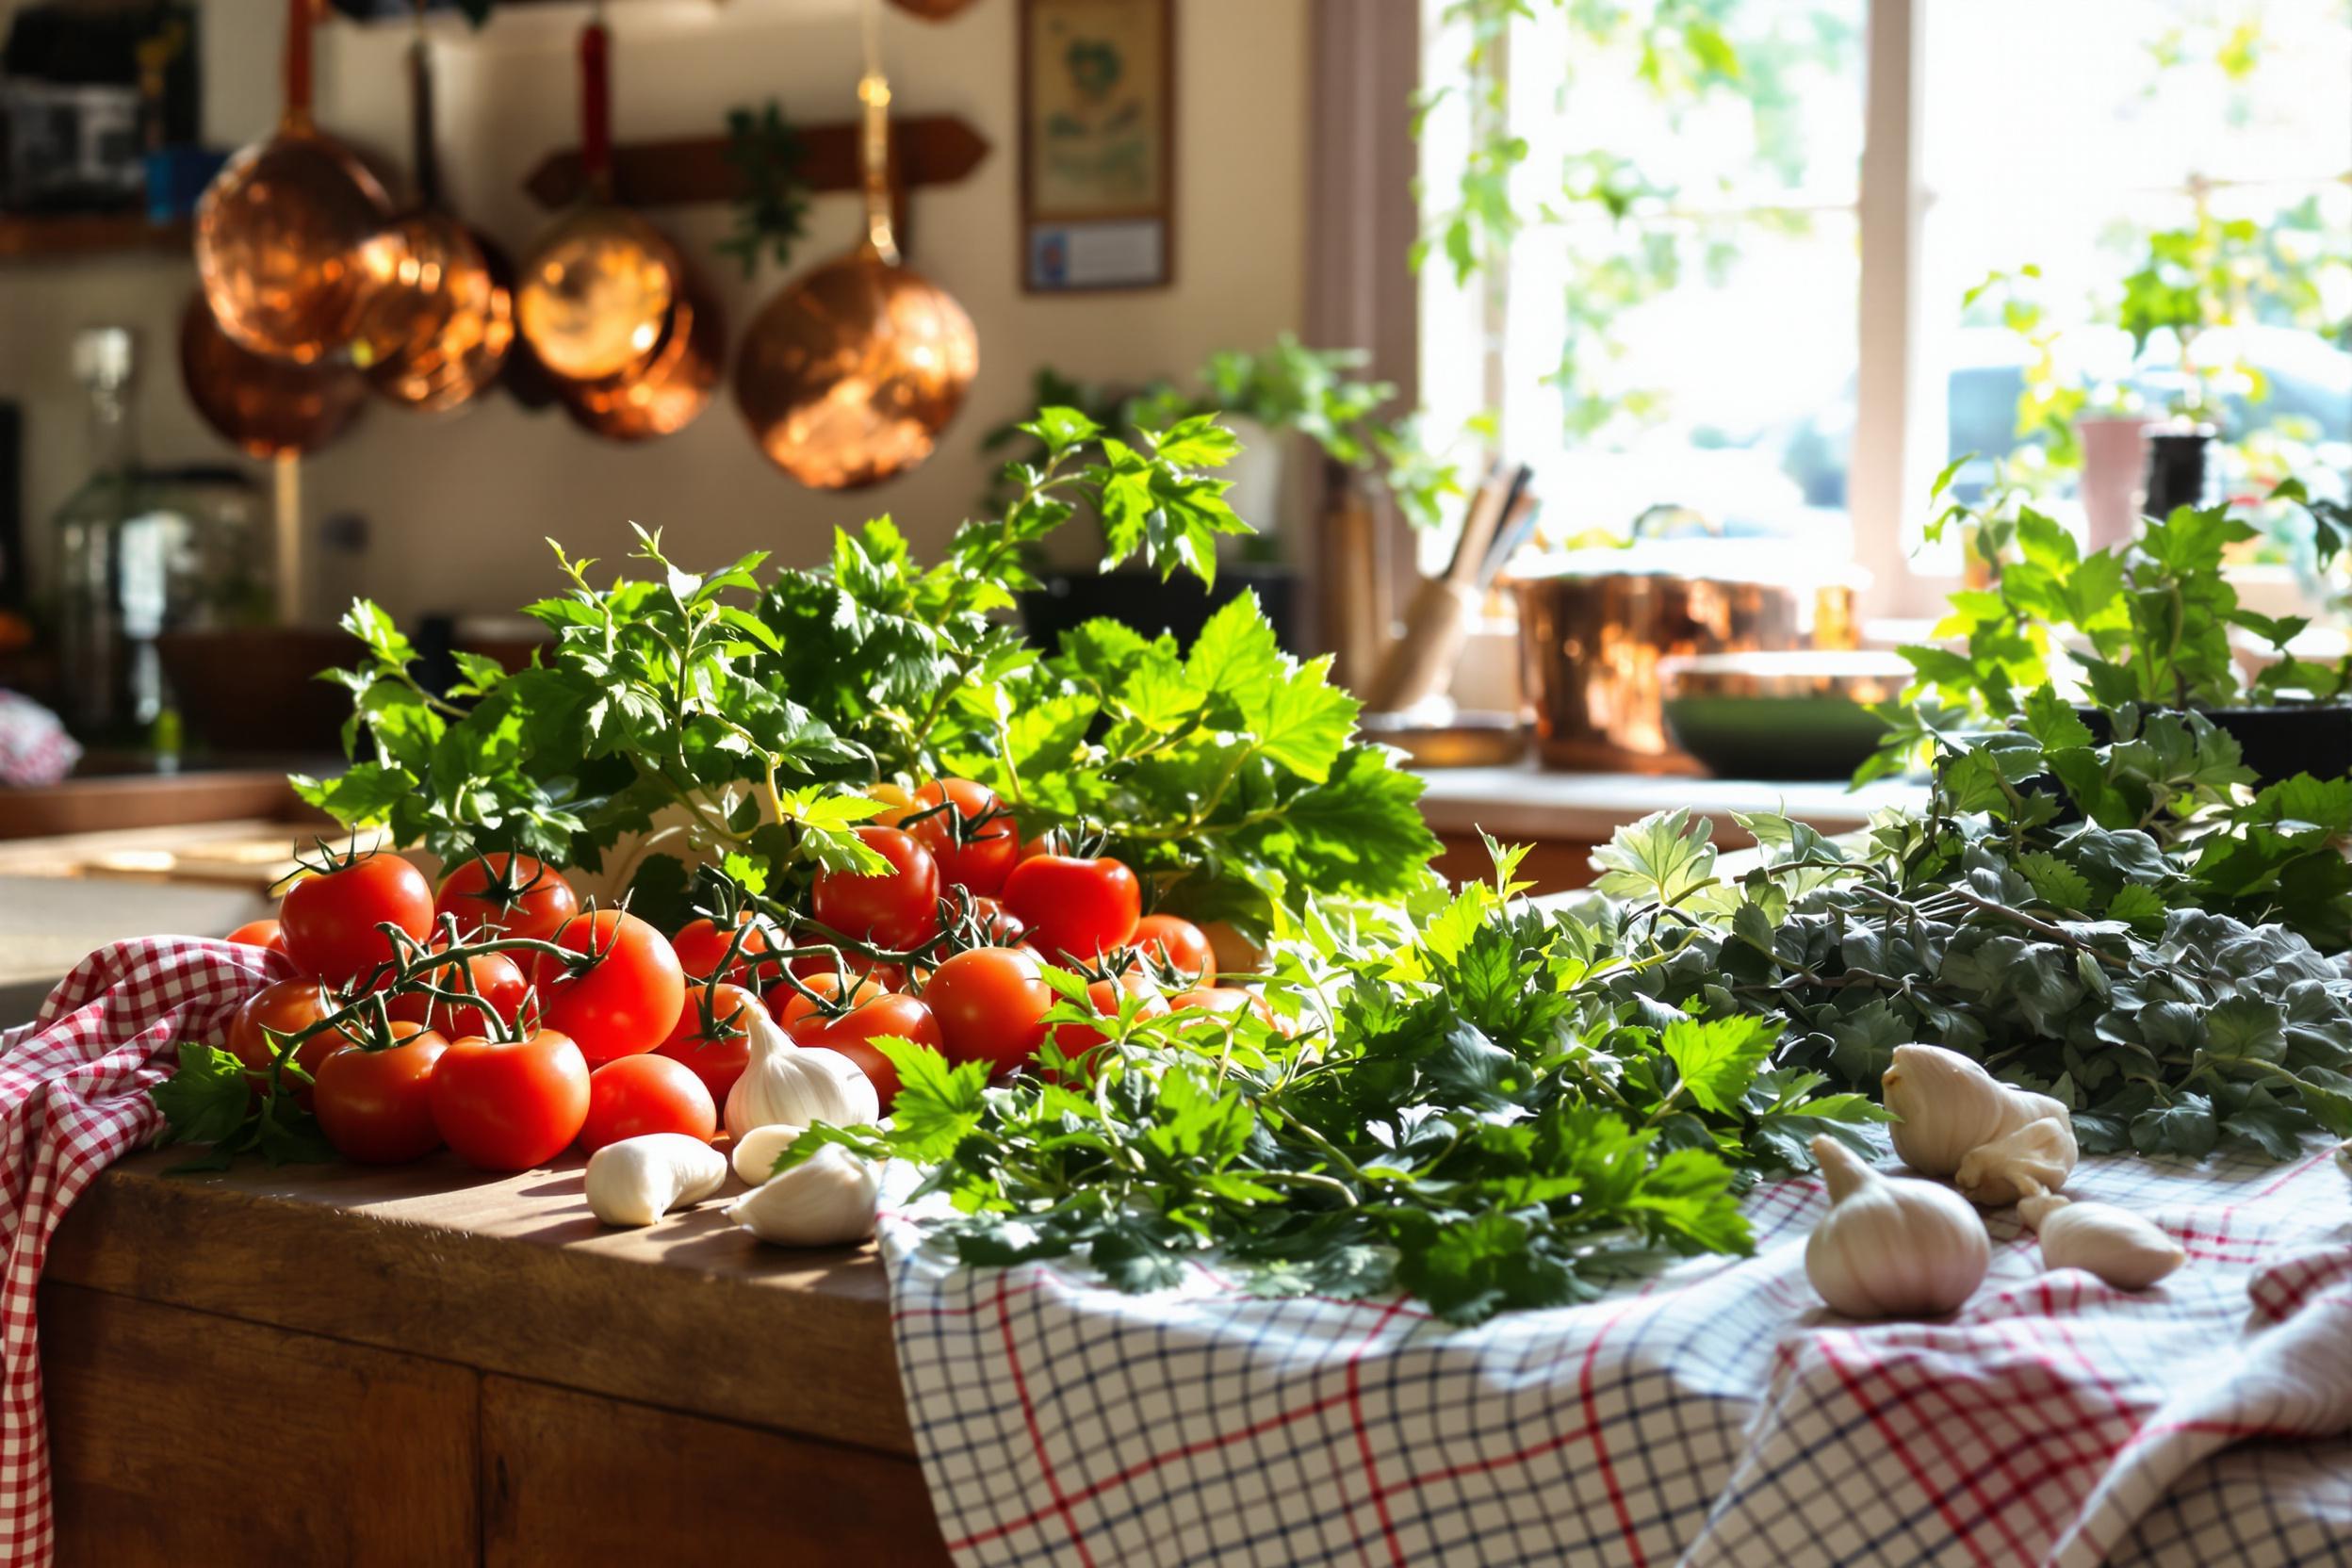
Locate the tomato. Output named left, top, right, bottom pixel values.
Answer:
left=1054, top=972, right=1168, bottom=1056
left=966, top=897, right=1027, bottom=946
left=1169, top=986, right=1280, bottom=1028
left=433, top=853, right=580, bottom=943
left=903, top=778, right=1019, bottom=896
left=539, top=909, right=687, bottom=1067
left=313, top=1023, right=448, bottom=1164
left=578, top=1054, right=717, bottom=1154
left=225, top=918, right=288, bottom=956
left=430, top=1028, right=592, bottom=1170
left=1131, top=914, right=1214, bottom=985
left=225, top=977, right=346, bottom=1103
left=655, top=981, right=764, bottom=1105
left=923, top=946, right=1054, bottom=1077
left=780, top=937, right=906, bottom=995
left=1002, top=853, right=1141, bottom=963
left=811, top=826, right=940, bottom=952
left=784, top=988, right=941, bottom=1112
left=279, top=852, right=435, bottom=985
left=866, top=780, right=921, bottom=825
left=383, top=948, right=528, bottom=1040
left=672, top=912, right=787, bottom=990
left=774, top=972, right=886, bottom=1031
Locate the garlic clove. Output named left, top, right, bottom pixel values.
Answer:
left=723, top=1013, right=880, bottom=1141
left=1953, top=1114, right=2078, bottom=1208
left=2036, top=1200, right=2186, bottom=1290
left=731, top=1122, right=805, bottom=1186
left=726, top=1143, right=882, bottom=1247
left=1882, top=1043, right=2067, bottom=1177
left=585, top=1134, right=729, bottom=1228
left=1805, top=1135, right=1990, bottom=1319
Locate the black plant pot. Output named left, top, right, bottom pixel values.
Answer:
left=2073, top=703, right=2352, bottom=789
left=1019, top=565, right=1300, bottom=655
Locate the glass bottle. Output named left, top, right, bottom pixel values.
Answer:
left=50, top=326, right=258, bottom=752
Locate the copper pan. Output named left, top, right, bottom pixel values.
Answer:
left=516, top=18, right=679, bottom=386
left=180, top=291, right=366, bottom=458
left=730, top=7, right=976, bottom=489
left=557, top=281, right=722, bottom=441
left=195, top=0, right=392, bottom=365
left=350, top=13, right=511, bottom=413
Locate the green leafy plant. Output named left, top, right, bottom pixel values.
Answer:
left=296, top=409, right=1441, bottom=942
left=979, top=337, right=1462, bottom=539
left=780, top=844, right=1884, bottom=1325
left=715, top=101, right=812, bottom=278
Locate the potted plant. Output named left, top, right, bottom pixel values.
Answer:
left=1863, top=469, right=2352, bottom=787
left=978, top=338, right=1458, bottom=652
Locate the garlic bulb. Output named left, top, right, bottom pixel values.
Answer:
left=731, top=1122, right=804, bottom=1185
left=726, top=1143, right=882, bottom=1247
left=723, top=1006, right=879, bottom=1140
left=1882, top=1043, right=2068, bottom=1177
left=2019, top=1194, right=2185, bottom=1289
left=1953, top=1114, right=2079, bottom=1207
left=584, top=1134, right=728, bottom=1228
left=1805, top=1135, right=1990, bottom=1319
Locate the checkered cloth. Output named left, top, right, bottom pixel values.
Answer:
left=0, top=938, right=280, bottom=1568
left=879, top=1139, right=2352, bottom=1567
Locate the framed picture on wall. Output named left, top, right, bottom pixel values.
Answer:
left=1019, top=0, right=1173, bottom=293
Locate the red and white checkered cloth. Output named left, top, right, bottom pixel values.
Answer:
left=0, top=938, right=280, bottom=1568
left=878, top=1139, right=2352, bottom=1567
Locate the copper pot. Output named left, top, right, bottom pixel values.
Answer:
left=180, top=292, right=367, bottom=458
left=557, top=283, right=722, bottom=441
left=515, top=20, right=679, bottom=386
left=731, top=55, right=976, bottom=489
left=1512, top=559, right=1855, bottom=773
left=194, top=0, right=391, bottom=365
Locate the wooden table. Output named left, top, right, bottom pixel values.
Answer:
left=41, top=1150, right=944, bottom=1566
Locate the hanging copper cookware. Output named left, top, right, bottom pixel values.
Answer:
left=179, top=291, right=367, bottom=458
left=516, top=18, right=680, bottom=385
left=731, top=23, right=977, bottom=490
left=557, top=280, right=724, bottom=441
left=194, top=0, right=392, bottom=365
left=349, top=10, right=512, bottom=413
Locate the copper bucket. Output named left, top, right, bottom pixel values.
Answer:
left=1512, top=566, right=1854, bottom=773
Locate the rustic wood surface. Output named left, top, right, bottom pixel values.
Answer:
left=46, top=1149, right=910, bottom=1458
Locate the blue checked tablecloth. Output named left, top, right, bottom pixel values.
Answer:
left=876, top=1140, right=2352, bottom=1567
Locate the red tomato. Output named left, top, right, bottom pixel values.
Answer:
left=225, top=977, right=347, bottom=1103
left=784, top=989, right=941, bottom=1112
left=774, top=972, right=886, bottom=1031
left=1131, top=914, right=1214, bottom=985
left=671, top=913, right=786, bottom=990
left=1002, top=853, right=1141, bottom=964
left=225, top=918, right=288, bottom=956
left=279, top=852, right=435, bottom=985
left=967, top=897, right=1028, bottom=946
left=313, top=1022, right=448, bottom=1164
left=655, top=981, right=764, bottom=1105
left=431, top=1028, right=591, bottom=1170
left=432, top=853, right=580, bottom=943
left=383, top=948, right=528, bottom=1040
left=1169, top=986, right=1280, bottom=1028
left=540, top=909, right=688, bottom=1067
left=1054, top=973, right=1168, bottom=1056
left=922, top=946, right=1054, bottom=1077
left=780, top=938, right=906, bottom=995
left=578, top=1054, right=717, bottom=1154
left=866, top=780, right=921, bottom=825
left=903, top=778, right=1019, bottom=896
left=810, top=826, right=940, bottom=952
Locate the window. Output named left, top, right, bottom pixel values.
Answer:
left=1417, top=0, right=2352, bottom=614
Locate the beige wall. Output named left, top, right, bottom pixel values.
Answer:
left=1, top=0, right=1308, bottom=620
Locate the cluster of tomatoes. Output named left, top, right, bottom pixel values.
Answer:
left=220, top=776, right=1266, bottom=1176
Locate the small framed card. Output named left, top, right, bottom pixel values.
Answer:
left=1020, top=0, right=1173, bottom=292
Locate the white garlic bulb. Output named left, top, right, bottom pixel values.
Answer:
left=727, top=1143, right=882, bottom=1247
left=723, top=1006, right=879, bottom=1140
left=2019, top=1195, right=2185, bottom=1289
left=1882, top=1043, right=2069, bottom=1177
left=731, top=1122, right=804, bottom=1185
left=1953, top=1115, right=2079, bottom=1207
left=584, top=1134, right=728, bottom=1228
left=1805, top=1135, right=1990, bottom=1319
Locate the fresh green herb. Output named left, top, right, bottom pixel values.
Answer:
left=786, top=848, right=1886, bottom=1325
left=716, top=101, right=812, bottom=279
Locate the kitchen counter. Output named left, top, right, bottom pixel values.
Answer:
left=41, top=1149, right=943, bottom=1565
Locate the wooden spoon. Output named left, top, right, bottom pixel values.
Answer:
left=194, top=0, right=392, bottom=365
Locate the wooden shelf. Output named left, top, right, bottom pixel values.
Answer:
left=0, top=210, right=190, bottom=264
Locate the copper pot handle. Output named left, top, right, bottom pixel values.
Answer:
left=580, top=19, right=612, bottom=196
left=408, top=13, right=440, bottom=208
left=858, top=0, right=901, bottom=264
left=282, top=0, right=314, bottom=130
